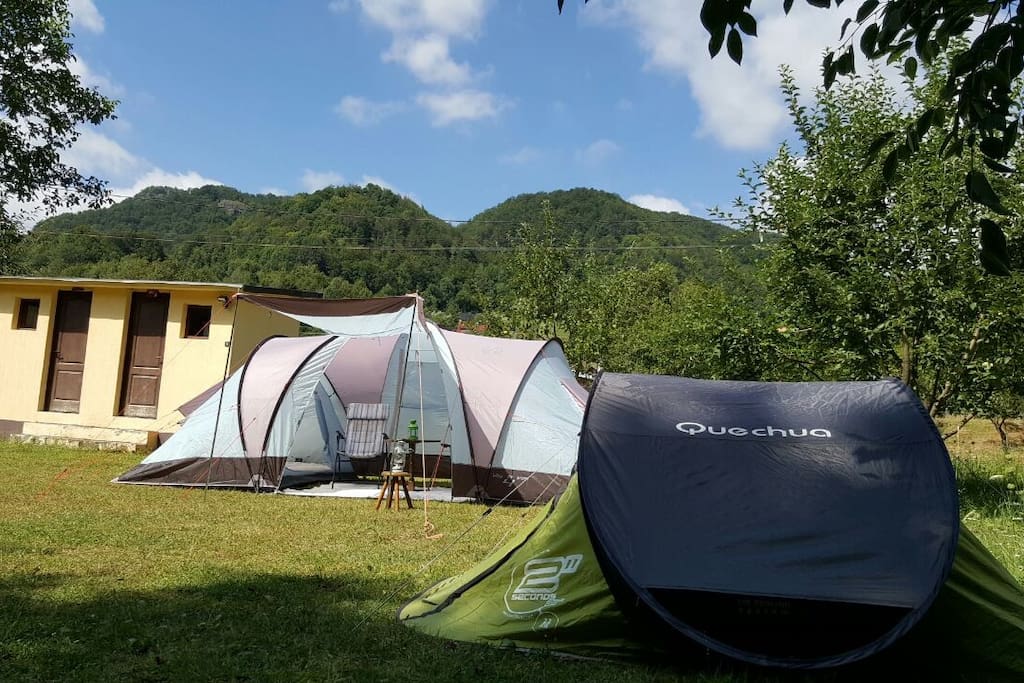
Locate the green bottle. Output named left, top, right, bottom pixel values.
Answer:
left=408, top=419, right=418, bottom=440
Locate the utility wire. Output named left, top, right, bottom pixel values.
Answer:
left=41, top=230, right=762, bottom=252
left=36, top=181, right=748, bottom=227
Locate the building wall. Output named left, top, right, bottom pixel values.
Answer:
left=0, top=283, right=57, bottom=427
left=227, top=299, right=301, bottom=372
left=0, top=282, right=300, bottom=441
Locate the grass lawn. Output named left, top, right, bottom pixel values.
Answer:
left=0, top=435, right=1021, bottom=682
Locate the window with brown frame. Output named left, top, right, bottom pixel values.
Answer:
left=184, top=305, right=212, bottom=338
left=16, top=299, right=40, bottom=329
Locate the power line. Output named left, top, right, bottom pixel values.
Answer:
left=38, top=182, right=746, bottom=228
left=55, top=230, right=761, bottom=252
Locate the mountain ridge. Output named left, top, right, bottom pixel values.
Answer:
left=18, top=184, right=747, bottom=315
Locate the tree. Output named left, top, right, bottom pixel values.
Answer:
left=500, top=201, right=586, bottom=339
left=558, top=0, right=1023, bottom=273
left=0, top=0, right=118, bottom=271
left=726, top=61, right=1024, bottom=415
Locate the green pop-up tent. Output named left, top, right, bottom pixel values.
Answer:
left=399, top=374, right=1024, bottom=679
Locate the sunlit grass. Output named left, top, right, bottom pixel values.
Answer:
left=0, top=440, right=1021, bottom=682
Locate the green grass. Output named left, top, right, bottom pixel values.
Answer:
left=0, top=441, right=1021, bottom=682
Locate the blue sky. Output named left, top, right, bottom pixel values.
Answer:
left=47, top=0, right=861, bottom=224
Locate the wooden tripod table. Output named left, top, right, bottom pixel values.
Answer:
left=376, top=471, right=414, bottom=510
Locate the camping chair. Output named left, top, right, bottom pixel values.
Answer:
left=331, top=403, right=391, bottom=487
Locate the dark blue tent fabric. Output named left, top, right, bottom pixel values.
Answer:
left=578, top=373, right=959, bottom=668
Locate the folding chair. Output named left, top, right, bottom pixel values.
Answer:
left=331, top=403, right=391, bottom=487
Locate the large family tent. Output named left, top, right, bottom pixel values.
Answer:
left=116, top=294, right=585, bottom=502
left=399, top=373, right=1024, bottom=678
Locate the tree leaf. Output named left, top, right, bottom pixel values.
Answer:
left=727, top=27, right=743, bottom=64
left=866, top=130, right=896, bottom=162
left=979, top=136, right=1003, bottom=159
left=856, top=0, right=879, bottom=23
left=966, top=170, right=1010, bottom=215
left=905, top=128, right=920, bottom=153
left=709, top=28, right=725, bottom=58
left=700, top=0, right=729, bottom=33
left=966, top=170, right=1010, bottom=213
left=835, top=45, right=856, bottom=75
left=737, top=12, right=757, bottom=37
left=860, top=23, right=880, bottom=57
left=904, top=55, right=918, bottom=80
left=983, top=156, right=1016, bottom=174
left=1005, top=120, right=1018, bottom=150
left=882, top=147, right=900, bottom=184
left=979, top=219, right=1012, bottom=276
left=823, top=52, right=837, bottom=89
left=914, top=107, right=935, bottom=140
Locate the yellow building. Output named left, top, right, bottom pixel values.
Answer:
left=0, top=276, right=310, bottom=450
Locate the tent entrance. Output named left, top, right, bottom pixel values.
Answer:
left=647, top=588, right=911, bottom=661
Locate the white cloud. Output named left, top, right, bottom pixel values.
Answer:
left=301, top=169, right=345, bottom=191
left=576, top=138, right=620, bottom=166
left=10, top=159, right=221, bottom=228
left=69, top=0, right=104, bottom=33
left=355, top=0, right=488, bottom=38
left=260, top=186, right=288, bottom=196
left=416, top=90, right=505, bottom=126
left=499, top=146, right=542, bottom=165
left=584, top=0, right=861, bottom=150
left=384, top=34, right=472, bottom=86
left=349, top=0, right=488, bottom=83
left=7, top=123, right=220, bottom=228
left=340, top=1, right=506, bottom=126
left=628, top=193, right=690, bottom=214
left=68, top=57, right=124, bottom=97
left=360, top=175, right=419, bottom=203
left=63, top=129, right=142, bottom=178
left=110, top=170, right=222, bottom=199
left=335, top=95, right=405, bottom=125
left=360, top=175, right=394, bottom=190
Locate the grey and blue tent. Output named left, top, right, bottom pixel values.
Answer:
left=116, top=294, right=585, bottom=501
left=400, top=373, right=1024, bottom=678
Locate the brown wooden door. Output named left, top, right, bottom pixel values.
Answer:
left=45, top=291, right=93, bottom=413
left=119, top=292, right=170, bottom=418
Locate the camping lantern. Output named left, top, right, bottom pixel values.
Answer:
left=391, top=439, right=410, bottom=472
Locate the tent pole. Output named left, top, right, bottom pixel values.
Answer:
left=390, top=296, right=419, bottom=445
left=415, top=327, right=433, bottom=533
left=204, top=294, right=239, bottom=494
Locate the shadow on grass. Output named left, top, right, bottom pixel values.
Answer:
left=0, top=570, right=682, bottom=683
left=1, top=567, right=1009, bottom=683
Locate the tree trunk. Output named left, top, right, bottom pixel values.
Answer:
left=900, top=334, right=914, bottom=386
left=991, top=417, right=1010, bottom=452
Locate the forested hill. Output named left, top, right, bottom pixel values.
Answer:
left=17, top=184, right=745, bottom=315
left=462, top=188, right=731, bottom=246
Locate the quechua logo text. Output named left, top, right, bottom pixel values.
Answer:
left=675, top=422, right=833, bottom=438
